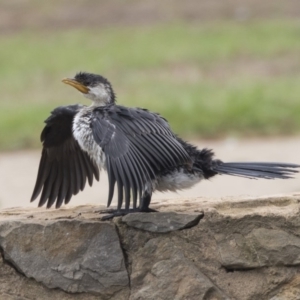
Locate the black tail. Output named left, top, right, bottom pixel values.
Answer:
left=214, top=162, right=300, bottom=179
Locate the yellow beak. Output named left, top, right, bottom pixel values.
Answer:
left=62, top=78, right=89, bottom=94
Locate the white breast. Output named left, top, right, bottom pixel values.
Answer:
left=155, top=168, right=202, bottom=192
left=72, top=109, right=106, bottom=169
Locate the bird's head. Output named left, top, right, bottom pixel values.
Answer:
left=62, top=72, right=116, bottom=106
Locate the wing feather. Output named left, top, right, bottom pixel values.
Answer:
left=48, top=162, right=62, bottom=208
left=31, top=149, right=50, bottom=200
left=76, top=149, right=87, bottom=191
left=111, top=160, right=124, bottom=209
left=106, top=156, right=116, bottom=207
left=115, top=158, right=131, bottom=210
left=124, top=151, right=143, bottom=207
left=39, top=161, right=57, bottom=207
left=91, top=105, right=191, bottom=209
left=31, top=105, right=99, bottom=208
left=56, top=158, right=68, bottom=208
left=122, top=155, right=137, bottom=209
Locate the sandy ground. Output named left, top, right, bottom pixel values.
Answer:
left=0, top=137, right=300, bottom=210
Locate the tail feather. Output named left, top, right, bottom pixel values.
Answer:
left=214, top=162, right=300, bottom=179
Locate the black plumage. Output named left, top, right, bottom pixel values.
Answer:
left=31, top=105, right=100, bottom=209
left=31, top=72, right=300, bottom=218
left=90, top=105, right=192, bottom=210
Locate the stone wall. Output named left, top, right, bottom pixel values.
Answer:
left=0, top=195, right=300, bottom=299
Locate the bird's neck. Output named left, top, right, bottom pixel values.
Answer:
left=85, top=94, right=115, bottom=106
left=90, top=101, right=111, bottom=107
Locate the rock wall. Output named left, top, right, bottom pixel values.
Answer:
left=0, top=195, right=300, bottom=299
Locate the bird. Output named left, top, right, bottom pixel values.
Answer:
left=31, top=72, right=300, bottom=219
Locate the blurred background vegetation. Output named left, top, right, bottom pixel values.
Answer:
left=0, top=0, right=300, bottom=151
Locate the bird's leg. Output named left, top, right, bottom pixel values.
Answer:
left=139, top=190, right=157, bottom=212
left=99, top=191, right=157, bottom=221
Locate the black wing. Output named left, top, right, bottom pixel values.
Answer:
left=91, top=105, right=192, bottom=210
left=31, top=105, right=99, bottom=208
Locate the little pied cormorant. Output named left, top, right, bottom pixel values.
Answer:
left=31, top=72, right=300, bottom=219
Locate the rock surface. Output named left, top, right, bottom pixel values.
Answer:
left=122, top=211, right=203, bottom=232
left=0, top=220, right=128, bottom=297
left=0, top=194, right=300, bottom=299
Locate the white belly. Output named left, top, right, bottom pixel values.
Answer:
left=72, top=111, right=106, bottom=169
left=155, top=169, right=202, bottom=192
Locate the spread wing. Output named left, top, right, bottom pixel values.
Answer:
left=31, top=105, right=99, bottom=208
left=91, top=105, right=192, bottom=210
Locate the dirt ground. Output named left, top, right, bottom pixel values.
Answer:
left=1, top=137, right=300, bottom=210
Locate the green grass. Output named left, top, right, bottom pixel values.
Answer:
left=1, top=20, right=300, bottom=150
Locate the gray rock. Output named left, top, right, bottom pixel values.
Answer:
left=0, top=195, right=300, bottom=299
left=0, top=219, right=129, bottom=298
left=0, top=252, right=121, bottom=300
left=269, top=274, right=300, bottom=300
left=129, top=238, right=228, bottom=300
left=217, top=228, right=300, bottom=269
left=122, top=212, right=203, bottom=232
